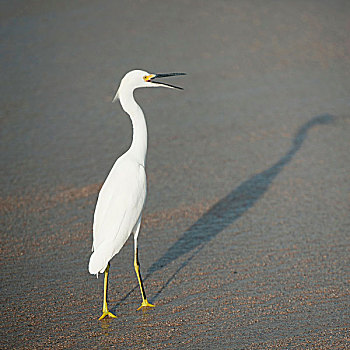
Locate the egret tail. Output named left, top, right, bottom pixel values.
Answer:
left=89, top=242, right=115, bottom=275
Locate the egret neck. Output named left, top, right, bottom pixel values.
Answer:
left=118, top=89, right=148, bottom=166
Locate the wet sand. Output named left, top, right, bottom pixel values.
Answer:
left=1, top=1, right=349, bottom=348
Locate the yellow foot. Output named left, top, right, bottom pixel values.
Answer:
left=98, top=310, right=117, bottom=320
left=137, top=299, right=155, bottom=311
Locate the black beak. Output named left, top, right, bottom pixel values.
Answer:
left=150, top=72, right=186, bottom=90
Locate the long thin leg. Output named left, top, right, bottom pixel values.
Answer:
left=99, top=263, right=117, bottom=320
left=134, top=247, right=155, bottom=310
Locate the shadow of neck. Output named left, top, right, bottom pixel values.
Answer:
left=147, top=114, right=333, bottom=276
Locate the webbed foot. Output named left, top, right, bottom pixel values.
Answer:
left=99, top=310, right=117, bottom=320
left=137, top=299, right=155, bottom=310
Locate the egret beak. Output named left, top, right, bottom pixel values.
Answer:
left=149, top=72, right=186, bottom=90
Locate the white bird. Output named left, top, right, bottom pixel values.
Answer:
left=88, top=69, right=185, bottom=320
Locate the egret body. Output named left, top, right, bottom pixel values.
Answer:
left=88, top=69, right=185, bottom=320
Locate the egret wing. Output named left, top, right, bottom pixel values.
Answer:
left=92, top=158, right=146, bottom=255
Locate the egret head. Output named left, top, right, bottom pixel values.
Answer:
left=113, top=70, right=186, bottom=102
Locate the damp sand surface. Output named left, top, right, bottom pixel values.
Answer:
left=1, top=1, right=350, bottom=349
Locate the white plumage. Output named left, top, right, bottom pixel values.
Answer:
left=88, top=69, right=185, bottom=320
left=89, top=158, right=146, bottom=274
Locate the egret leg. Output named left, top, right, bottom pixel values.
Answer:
left=134, top=247, right=155, bottom=310
left=99, top=263, right=117, bottom=320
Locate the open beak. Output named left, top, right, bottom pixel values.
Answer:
left=113, top=72, right=186, bottom=102
left=149, top=72, right=186, bottom=90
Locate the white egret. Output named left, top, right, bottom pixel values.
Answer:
left=88, top=69, right=185, bottom=320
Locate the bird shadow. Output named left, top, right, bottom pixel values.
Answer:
left=112, top=114, right=333, bottom=308
left=147, top=114, right=333, bottom=301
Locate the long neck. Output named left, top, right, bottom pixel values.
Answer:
left=118, top=89, right=148, bottom=165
